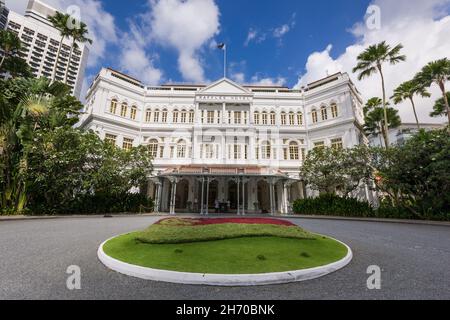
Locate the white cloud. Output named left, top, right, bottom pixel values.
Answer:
left=149, top=0, right=220, bottom=82
left=273, top=24, right=290, bottom=38
left=296, top=0, right=450, bottom=124
left=120, top=24, right=162, bottom=85
left=250, top=74, right=287, bottom=87
left=244, top=28, right=258, bottom=46
left=231, top=72, right=245, bottom=83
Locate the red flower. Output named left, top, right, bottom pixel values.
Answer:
left=156, top=217, right=296, bottom=227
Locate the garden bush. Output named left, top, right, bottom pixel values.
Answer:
left=292, top=194, right=374, bottom=217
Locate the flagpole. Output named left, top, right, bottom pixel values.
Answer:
left=223, top=45, right=227, bottom=78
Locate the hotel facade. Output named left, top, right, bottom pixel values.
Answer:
left=79, top=68, right=369, bottom=215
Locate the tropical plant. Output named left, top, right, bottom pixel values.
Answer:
left=391, top=80, right=430, bottom=129
left=0, top=77, right=79, bottom=213
left=300, top=145, right=373, bottom=197
left=48, top=12, right=72, bottom=83
left=353, top=41, right=406, bottom=147
left=414, top=58, right=450, bottom=125
left=0, top=30, right=22, bottom=70
left=430, top=92, right=450, bottom=118
left=363, top=97, right=401, bottom=147
left=64, top=21, right=92, bottom=84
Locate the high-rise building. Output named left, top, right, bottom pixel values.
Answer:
left=5, top=0, right=89, bottom=98
left=0, top=0, right=9, bottom=30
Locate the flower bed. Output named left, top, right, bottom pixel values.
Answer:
left=156, top=217, right=296, bottom=227
left=136, top=217, right=314, bottom=244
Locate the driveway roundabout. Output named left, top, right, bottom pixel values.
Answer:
left=97, top=217, right=353, bottom=286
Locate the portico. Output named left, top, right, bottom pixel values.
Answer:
left=149, top=166, right=303, bottom=215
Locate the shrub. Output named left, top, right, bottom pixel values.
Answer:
left=292, top=194, right=374, bottom=217
left=28, top=192, right=153, bottom=215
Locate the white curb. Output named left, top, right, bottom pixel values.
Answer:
left=98, top=235, right=353, bottom=286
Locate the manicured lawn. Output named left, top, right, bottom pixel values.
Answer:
left=103, top=233, right=348, bottom=274
left=135, top=223, right=315, bottom=244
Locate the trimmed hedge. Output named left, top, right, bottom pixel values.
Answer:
left=293, top=194, right=374, bottom=217
left=28, top=193, right=153, bottom=215
left=292, top=194, right=449, bottom=221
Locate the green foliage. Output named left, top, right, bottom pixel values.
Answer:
left=0, top=76, right=153, bottom=215
left=23, top=127, right=153, bottom=214
left=300, top=145, right=373, bottom=196
left=135, top=223, right=315, bottom=244
left=430, top=92, right=450, bottom=118
left=363, top=97, right=401, bottom=143
left=371, top=129, right=450, bottom=219
left=293, top=194, right=374, bottom=217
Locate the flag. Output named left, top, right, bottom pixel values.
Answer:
left=217, top=43, right=226, bottom=50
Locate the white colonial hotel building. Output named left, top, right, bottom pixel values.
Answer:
left=79, top=68, right=368, bottom=215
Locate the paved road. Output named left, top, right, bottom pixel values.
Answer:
left=0, top=216, right=449, bottom=300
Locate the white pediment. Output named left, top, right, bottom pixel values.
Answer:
left=199, top=78, right=252, bottom=95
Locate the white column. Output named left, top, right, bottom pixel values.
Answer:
left=237, top=178, right=240, bottom=215
left=205, top=177, right=210, bottom=215
left=154, top=182, right=161, bottom=213
left=269, top=180, right=273, bottom=215
left=200, top=177, right=205, bottom=215
left=241, top=178, right=245, bottom=216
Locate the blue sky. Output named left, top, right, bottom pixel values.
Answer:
left=93, top=0, right=372, bottom=86
left=7, top=0, right=450, bottom=123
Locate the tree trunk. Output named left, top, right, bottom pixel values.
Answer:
left=64, top=40, right=75, bottom=85
left=409, top=97, right=420, bottom=130
left=52, top=36, right=65, bottom=83
left=439, top=81, right=450, bottom=127
left=378, top=65, right=390, bottom=148
left=0, top=53, right=6, bottom=70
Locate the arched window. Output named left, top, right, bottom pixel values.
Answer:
left=189, top=110, right=195, bottom=123
left=177, top=139, right=186, bottom=158
left=281, top=112, right=287, bottom=125
left=331, top=103, right=338, bottom=118
left=130, top=106, right=137, bottom=120
left=148, top=139, right=159, bottom=158
left=120, top=103, right=128, bottom=117
left=321, top=106, right=328, bottom=121
left=312, top=109, right=318, bottom=123
left=289, top=141, right=299, bottom=160
left=109, top=99, right=118, bottom=114
left=153, top=109, right=160, bottom=123
left=262, top=112, right=268, bottom=125
left=145, top=109, right=152, bottom=122
left=161, top=109, right=168, bottom=123
left=289, top=112, right=295, bottom=125
left=254, top=111, right=260, bottom=125
left=173, top=109, right=179, bottom=123
left=270, top=112, right=276, bottom=125
left=261, top=141, right=271, bottom=159
left=181, top=110, right=187, bottom=123
left=297, top=112, right=303, bottom=126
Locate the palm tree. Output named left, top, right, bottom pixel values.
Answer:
left=353, top=41, right=406, bottom=147
left=414, top=58, right=450, bottom=125
left=64, top=21, right=92, bottom=84
left=363, top=97, right=401, bottom=147
left=430, top=92, right=450, bottom=118
left=391, top=80, right=430, bottom=130
left=48, top=12, right=71, bottom=83
left=0, top=30, right=22, bottom=70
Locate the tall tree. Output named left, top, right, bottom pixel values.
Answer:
left=0, top=30, right=22, bottom=71
left=48, top=12, right=71, bottom=83
left=64, top=21, right=92, bottom=84
left=430, top=92, right=450, bottom=118
left=363, top=97, right=401, bottom=147
left=391, top=80, right=430, bottom=129
left=414, top=58, right=450, bottom=125
left=353, top=41, right=406, bottom=147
